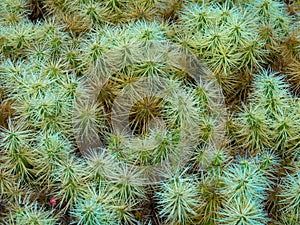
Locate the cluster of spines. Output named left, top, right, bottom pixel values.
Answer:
left=232, top=68, right=300, bottom=159
left=176, top=0, right=296, bottom=102
left=0, top=0, right=299, bottom=224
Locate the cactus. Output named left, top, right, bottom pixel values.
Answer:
left=0, top=0, right=299, bottom=224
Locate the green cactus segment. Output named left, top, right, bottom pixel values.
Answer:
left=0, top=0, right=299, bottom=224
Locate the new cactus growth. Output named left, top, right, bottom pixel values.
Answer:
left=0, top=0, right=299, bottom=224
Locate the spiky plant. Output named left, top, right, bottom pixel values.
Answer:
left=206, top=41, right=241, bottom=76
left=71, top=197, right=116, bottom=225
left=0, top=118, right=31, bottom=153
left=177, top=2, right=215, bottom=32
left=57, top=74, right=87, bottom=99
left=71, top=185, right=118, bottom=225
left=0, top=165, right=17, bottom=197
left=103, top=0, right=128, bottom=16
left=197, top=24, right=231, bottom=56
left=1, top=60, right=73, bottom=134
left=0, top=0, right=30, bottom=25
left=127, top=95, right=164, bottom=134
left=249, top=0, right=289, bottom=24
left=33, top=17, right=69, bottom=58
left=233, top=103, right=271, bottom=152
left=215, top=1, right=239, bottom=23
left=155, top=168, right=201, bottom=225
left=148, top=128, right=179, bottom=165
left=7, top=68, right=54, bottom=99
left=225, top=8, right=254, bottom=47
left=107, top=163, right=146, bottom=203
left=192, top=144, right=230, bottom=173
left=250, top=69, right=291, bottom=116
left=284, top=59, right=300, bottom=94
left=3, top=181, right=28, bottom=207
left=121, top=127, right=179, bottom=166
left=121, top=131, right=159, bottom=166
left=13, top=88, right=71, bottom=134
left=255, top=22, right=282, bottom=52
left=79, top=29, right=111, bottom=69
left=198, top=115, right=224, bottom=146
left=234, top=68, right=300, bottom=155
left=1, top=0, right=299, bottom=224
left=0, top=118, right=37, bottom=181
left=51, top=156, right=89, bottom=210
left=239, top=35, right=269, bottom=72
left=284, top=101, right=300, bottom=160
left=195, top=172, right=224, bottom=225
left=192, top=145, right=216, bottom=171
left=123, top=0, right=159, bottom=22
left=111, top=199, right=138, bottom=225
left=59, top=40, right=82, bottom=72
left=74, top=0, right=108, bottom=28
left=110, top=71, right=167, bottom=135
left=271, top=107, right=299, bottom=153
left=5, top=197, right=58, bottom=225
left=39, top=58, right=67, bottom=78
left=193, top=78, right=224, bottom=114
left=72, top=98, right=105, bottom=145
left=83, top=148, right=117, bottom=183
left=0, top=20, right=36, bottom=58
left=255, top=150, right=280, bottom=174
left=41, top=0, right=73, bottom=16
left=163, top=86, right=200, bottom=130
left=220, top=159, right=271, bottom=201
left=25, top=42, right=51, bottom=61
left=0, top=59, right=26, bottom=91
left=280, top=25, right=300, bottom=61
left=218, top=197, right=269, bottom=225
left=157, top=0, right=184, bottom=21
left=105, top=29, right=143, bottom=70
left=126, top=20, right=168, bottom=57
left=249, top=0, right=292, bottom=51
left=34, top=16, right=65, bottom=39
left=35, top=133, right=72, bottom=185
left=277, top=170, right=300, bottom=224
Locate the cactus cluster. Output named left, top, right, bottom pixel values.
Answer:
left=0, top=0, right=299, bottom=224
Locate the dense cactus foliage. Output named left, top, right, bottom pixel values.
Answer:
left=0, top=0, right=299, bottom=224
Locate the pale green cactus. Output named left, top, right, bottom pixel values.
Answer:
left=0, top=0, right=299, bottom=224
left=155, top=168, right=201, bottom=225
